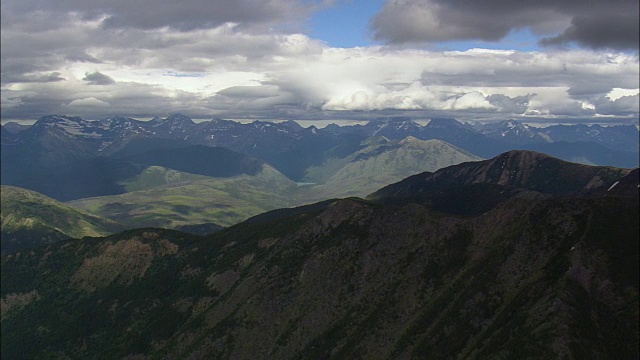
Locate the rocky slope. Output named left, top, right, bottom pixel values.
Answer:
left=369, top=150, right=631, bottom=202
left=2, top=152, right=637, bottom=359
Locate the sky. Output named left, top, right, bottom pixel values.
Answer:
left=1, top=0, right=638, bottom=123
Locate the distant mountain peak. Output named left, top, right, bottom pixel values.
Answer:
left=108, top=115, right=130, bottom=121
left=35, top=114, right=85, bottom=126
left=151, top=114, right=195, bottom=134
left=425, top=117, right=464, bottom=129
left=504, top=120, right=531, bottom=130
left=282, top=120, right=303, bottom=129
left=399, top=135, right=420, bottom=144
left=147, top=116, right=163, bottom=125
left=500, top=149, right=550, bottom=159
left=162, top=114, right=194, bottom=123
left=1, top=122, right=31, bottom=134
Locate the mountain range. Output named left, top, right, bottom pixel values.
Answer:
left=2, top=150, right=637, bottom=359
left=2, top=114, right=637, bottom=232
left=2, top=115, right=637, bottom=184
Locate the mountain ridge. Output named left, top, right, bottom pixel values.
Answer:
left=369, top=149, right=632, bottom=202
left=2, top=155, right=637, bottom=358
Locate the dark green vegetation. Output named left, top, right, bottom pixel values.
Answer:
left=0, top=186, right=123, bottom=255
left=2, top=152, right=638, bottom=359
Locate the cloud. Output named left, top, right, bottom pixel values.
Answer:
left=83, top=71, right=115, bottom=85
left=66, top=97, right=111, bottom=108
left=0, top=1, right=637, bottom=121
left=486, top=94, right=534, bottom=114
left=371, top=0, right=639, bottom=51
left=540, top=12, right=640, bottom=51
left=1, top=0, right=328, bottom=31
left=217, top=85, right=282, bottom=99
left=594, top=94, right=640, bottom=115
left=2, top=44, right=638, bottom=120
left=3, top=72, right=66, bottom=83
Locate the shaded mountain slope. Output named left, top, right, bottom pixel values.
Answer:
left=420, top=117, right=511, bottom=158
left=602, top=168, right=639, bottom=197
left=3, top=138, right=270, bottom=202
left=0, top=186, right=123, bottom=255
left=190, top=119, right=365, bottom=181
left=6, top=157, right=144, bottom=201
left=2, top=154, right=638, bottom=359
left=123, top=144, right=264, bottom=178
left=2, top=188, right=637, bottom=359
left=369, top=150, right=632, bottom=203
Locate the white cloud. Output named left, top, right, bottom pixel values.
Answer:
left=1, top=7, right=638, bottom=121
left=608, top=88, right=640, bottom=101
left=65, top=97, right=110, bottom=108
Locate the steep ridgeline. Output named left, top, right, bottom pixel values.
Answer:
left=2, top=152, right=637, bottom=359
left=0, top=186, right=123, bottom=255
left=369, top=150, right=633, bottom=214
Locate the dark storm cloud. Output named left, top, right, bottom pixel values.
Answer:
left=540, top=13, right=640, bottom=50
left=1, top=0, right=325, bottom=31
left=83, top=72, right=115, bottom=85
left=372, top=0, right=639, bottom=50
left=0, top=11, right=104, bottom=83
left=2, top=72, right=66, bottom=84
left=35, top=72, right=66, bottom=82
left=67, top=53, right=103, bottom=64
left=1, top=81, right=206, bottom=120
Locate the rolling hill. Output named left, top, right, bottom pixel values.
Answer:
left=68, top=164, right=297, bottom=228
left=0, top=186, right=123, bottom=255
